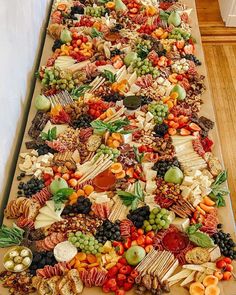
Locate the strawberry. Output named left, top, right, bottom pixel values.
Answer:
left=108, top=266, right=119, bottom=278
left=137, top=228, right=144, bottom=235
left=224, top=257, right=232, bottom=264
left=117, top=280, right=124, bottom=288
left=117, top=274, right=126, bottom=281
left=131, top=232, right=139, bottom=241
left=216, top=259, right=227, bottom=269
left=118, top=257, right=128, bottom=265
left=124, top=238, right=131, bottom=249
left=180, top=128, right=191, bottom=136
left=116, top=263, right=123, bottom=269
left=145, top=236, right=153, bottom=245
left=146, top=231, right=155, bottom=238
left=123, top=282, right=133, bottom=291
left=136, top=235, right=145, bottom=246
left=189, top=122, right=201, bottom=131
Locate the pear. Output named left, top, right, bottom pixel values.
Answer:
left=35, top=95, right=51, bottom=111
left=50, top=177, right=68, bottom=194
left=164, top=166, right=183, bottom=184
left=115, top=0, right=127, bottom=13
left=168, top=11, right=181, bottom=27
left=125, top=246, right=146, bottom=266
left=124, top=52, right=138, bottom=66
left=171, top=84, right=186, bottom=101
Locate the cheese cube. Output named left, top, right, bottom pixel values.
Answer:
left=145, top=112, right=154, bottom=122
left=34, top=169, right=42, bottom=178
left=122, top=134, right=132, bottom=144
left=181, top=187, right=191, bottom=199
left=172, top=217, right=190, bottom=232
left=192, top=185, right=202, bottom=196
left=182, top=176, right=194, bottom=186
left=145, top=170, right=157, bottom=181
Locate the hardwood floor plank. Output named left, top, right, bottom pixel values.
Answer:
left=203, top=44, right=236, bottom=218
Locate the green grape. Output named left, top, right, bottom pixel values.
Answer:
left=84, top=240, right=89, bottom=245
left=149, top=213, right=155, bottom=220
left=149, top=219, right=155, bottom=225
left=146, top=225, right=152, bottom=232
left=160, top=220, right=166, bottom=227
left=89, top=241, right=94, bottom=246
left=76, top=231, right=82, bottom=237
left=152, top=208, right=160, bottom=214
left=160, top=208, right=167, bottom=214
left=98, top=247, right=103, bottom=253
left=144, top=220, right=149, bottom=226
left=152, top=225, right=157, bottom=230
left=92, top=250, right=97, bottom=255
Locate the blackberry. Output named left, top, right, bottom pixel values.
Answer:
left=212, top=230, right=236, bottom=260
left=70, top=6, right=84, bottom=15
left=17, top=177, right=45, bottom=197
left=153, top=157, right=181, bottom=177
left=154, top=123, right=169, bottom=138
left=183, top=54, right=202, bottom=66
left=30, top=251, right=57, bottom=275
left=141, top=96, right=152, bottom=106
left=71, top=114, right=93, bottom=128
left=103, top=92, right=124, bottom=103
left=36, top=144, right=56, bottom=156
left=62, top=196, right=92, bottom=215
left=127, top=206, right=150, bottom=228
left=110, top=24, right=124, bottom=33
left=110, top=49, right=123, bottom=57
left=156, top=49, right=167, bottom=57
left=52, top=39, right=63, bottom=52
left=95, top=220, right=122, bottom=244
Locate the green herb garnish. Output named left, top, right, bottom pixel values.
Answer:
left=117, top=181, right=144, bottom=210
left=91, top=118, right=131, bottom=134
left=103, top=70, right=117, bottom=83
left=91, top=28, right=103, bottom=38
left=137, top=44, right=149, bottom=59
left=133, top=146, right=144, bottom=164
left=159, top=10, right=170, bottom=22
left=209, top=171, right=229, bottom=207
left=53, top=188, right=74, bottom=210
left=71, top=85, right=92, bottom=99
left=186, top=224, right=215, bottom=248
left=0, top=224, right=24, bottom=248
left=40, top=127, right=57, bottom=141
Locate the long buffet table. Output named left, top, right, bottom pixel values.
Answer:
left=0, top=0, right=235, bottom=294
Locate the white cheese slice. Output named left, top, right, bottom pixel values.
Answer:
left=181, top=187, right=191, bottom=199
left=180, top=271, right=196, bottom=286
left=36, top=213, right=57, bottom=222
left=34, top=219, right=55, bottom=229
left=128, top=72, right=137, bottom=85
left=46, top=200, right=64, bottom=217
left=182, top=176, right=194, bottom=186
left=122, top=133, right=132, bottom=144
left=172, top=217, right=190, bottom=232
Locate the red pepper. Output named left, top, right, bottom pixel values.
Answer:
left=130, top=270, right=139, bottom=278
left=124, top=238, right=131, bottom=249
left=127, top=276, right=134, bottom=284
left=113, top=241, right=125, bottom=255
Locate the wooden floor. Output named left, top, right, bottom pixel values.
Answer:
left=196, top=0, right=236, bottom=219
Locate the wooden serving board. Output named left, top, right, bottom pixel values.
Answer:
left=0, top=0, right=235, bottom=294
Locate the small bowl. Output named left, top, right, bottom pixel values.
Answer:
left=3, top=246, right=33, bottom=272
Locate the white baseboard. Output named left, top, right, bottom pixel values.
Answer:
left=226, top=14, right=236, bottom=27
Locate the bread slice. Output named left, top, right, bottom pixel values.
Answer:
left=32, top=276, right=43, bottom=289
left=59, top=280, right=73, bottom=295
left=57, top=276, right=68, bottom=291
left=47, top=276, right=61, bottom=295
left=67, top=269, right=83, bottom=294
left=38, top=279, right=51, bottom=295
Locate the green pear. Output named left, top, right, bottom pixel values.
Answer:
left=164, top=166, right=183, bottom=184
left=50, top=177, right=68, bottom=194
left=125, top=246, right=146, bottom=266
left=171, top=84, right=186, bottom=100
left=168, top=11, right=181, bottom=27
left=124, top=52, right=138, bottom=66
left=115, top=0, right=127, bottom=13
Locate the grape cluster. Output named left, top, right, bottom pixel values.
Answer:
left=29, top=251, right=57, bottom=275
left=17, top=178, right=44, bottom=197
left=169, top=28, right=191, bottom=40
left=71, top=114, right=93, bottom=128
left=132, top=58, right=159, bottom=78
left=52, top=39, right=63, bottom=52
left=85, top=6, right=107, bottom=17
left=143, top=207, right=170, bottom=232
left=95, top=220, right=121, bottom=244
left=212, top=230, right=236, bottom=260
left=153, top=157, right=181, bottom=177
left=62, top=196, right=92, bottom=216
left=41, top=69, right=80, bottom=92
left=96, top=144, right=120, bottom=160
left=127, top=206, right=150, bottom=228
left=68, top=231, right=103, bottom=255
left=148, top=101, right=168, bottom=124
left=154, top=123, right=169, bottom=137
left=36, top=144, right=56, bottom=156
left=183, top=54, right=202, bottom=66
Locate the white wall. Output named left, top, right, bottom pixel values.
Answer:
left=219, top=0, right=236, bottom=26
left=0, top=0, right=51, bottom=205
